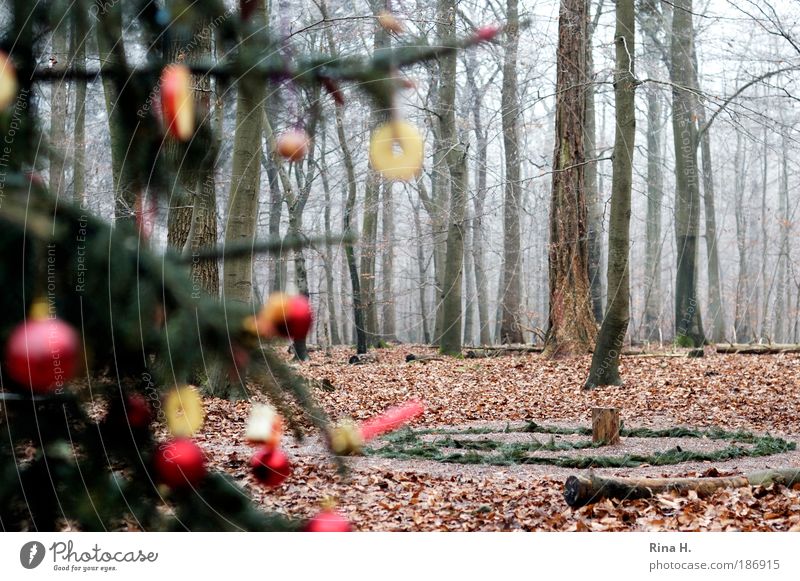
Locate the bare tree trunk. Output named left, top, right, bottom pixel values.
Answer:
left=774, top=137, right=790, bottom=342
left=49, top=20, right=68, bottom=199
left=698, top=108, right=725, bottom=342
left=381, top=183, right=396, bottom=341
left=643, top=88, right=664, bottom=342
left=733, top=133, right=753, bottom=341
left=759, top=124, right=770, bottom=339
left=465, top=52, right=491, bottom=346
left=585, top=0, right=605, bottom=323
left=639, top=0, right=664, bottom=343
left=670, top=0, right=705, bottom=346
left=463, top=205, right=475, bottom=346
left=544, top=0, right=597, bottom=358
left=93, top=3, right=133, bottom=220
left=410, top=193, right=432, bottom=344
left=437, top=0, right=468, bottom=356
left=71, top=8, right=87, bottom=204
left=320, top=137, right=341, bottom=346
left=222, top=0, right=265, bottom=304
left=585, top=0, right=635, bottom=388
left=499, top=0, right=524, bottom=344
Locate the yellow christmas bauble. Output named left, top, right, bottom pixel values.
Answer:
left=164, top=385, right=205, bottom=437
left=369, top=120, right=424, bottom=181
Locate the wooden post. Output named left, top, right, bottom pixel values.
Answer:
left=592, top=407, right=620, bottom=445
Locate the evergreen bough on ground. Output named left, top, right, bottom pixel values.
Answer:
left=366, top=423, right=796, bottom=469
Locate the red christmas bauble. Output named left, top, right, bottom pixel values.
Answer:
left=125, top=394, right=152, bottom=430
left=269, top=295, right=313, bottom=340
left=250, top=447, right=291, bottom=487
left=5, top=316, right=80, bottom=393
left=154, top=438, right=207, bottom=489
left=275, top=130, right=310, bottom=162
left=305, top=509, right=352, bottom=532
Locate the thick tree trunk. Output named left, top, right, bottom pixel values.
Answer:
left=222, top=0, right=265, bottom=304
left=70, top=9, right=87, bottom=204
left=437, top=0, right=467, bottom=356
left=544, top=0, right=597, bottom=358
left=670, top=0, right=705, bottom=347
left=499, top=0, right=524, bottom=344
left=564, top=469, right=800, bottom=508
left=49, top=21, right=68, bottom=199
left=585, top=0, right=635, bottom=389
left=439, top=145, right=469, bottom=356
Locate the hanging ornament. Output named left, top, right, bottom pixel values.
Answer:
left=124, top=394, right=153, bottom=430
left=330, top=400, right=425, bottom=456
left=164, top=385, right=205, bottom=437
left=154, top=438, right=206, bottom=489
left=4, top=300, right=80, bottom=394
left=260, top=293, right=314, bottom=340
left=473, top=24, right=502, bottom=43
left=377, top=11, right=404, bottom=34
left=249, top=447, right=292, bottom=487
left=160, top=64, right=194, bottom=141
left=275, top=129, right=310, bottom=162
left=369, top=120, right=424, bottom=181
left=305, top=501, right=352, bottom=532
left=0, top=50, right=18, bottom=110
left=245, top=403, right=283, bottom=449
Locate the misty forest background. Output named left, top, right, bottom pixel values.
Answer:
left=12, top=0, right=800, bottom=352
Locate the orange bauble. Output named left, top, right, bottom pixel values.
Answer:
left=275, top=130, right=310, bottom=162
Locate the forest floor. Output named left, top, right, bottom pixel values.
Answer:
left=199, top=345, right=800, bottom=531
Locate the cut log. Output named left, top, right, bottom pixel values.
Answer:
left=715, top=343, right=800, bottom=355
left=592, top=408, right=620, bottom=445
left=563, top=468, right=800, bottom=508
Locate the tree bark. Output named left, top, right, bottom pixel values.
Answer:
left=222, top=0, right=265, bottom=304
left=437, top=0, right=467, bottom=356
left=639, top=0, right=665, bottom=343
left=585, top=0, right=604, bottom=324
left=592, top=407, right=620, bottom=445
left=381, top=183, right=397, bottom=341
left=733, top=133, right=753, bottom=341
left=49, top=20, right=68, bottom=199
left=319, top=134, right=341, bottom=346
left=410, top=191, right=432, bottom=344
left=464, top=52, right=492, bottom=346
left=544, top=0, right=597, bottom=358
left=585, top=0, right=635, bottom=388
left=670, top=0, right=705, bottom=347
left=499, top=0, right=524, bottom=344
left=93, top=2, right=133, bottom=221
left=774, top=138, right=790, bottom=342
left=564, top=469, right=800, bottom=508
left=70, top=8, right=87, bottom=204
left=698, top=108, right=725, bottom=343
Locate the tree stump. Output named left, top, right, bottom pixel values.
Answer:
left=592, top=407, right=620, bottom=445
